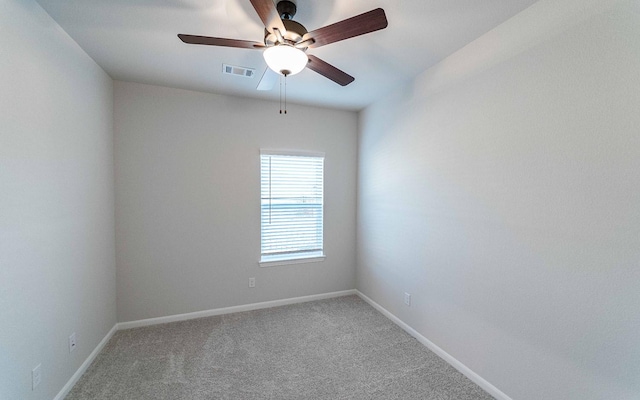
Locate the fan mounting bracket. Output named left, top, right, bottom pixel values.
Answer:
left=277, top=1, right=297, bottom=20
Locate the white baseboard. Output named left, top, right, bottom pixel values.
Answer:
left=54, top=324, right=118, bottom=400
left=355, top=290, right=512, bottom=400
left=117, top=289, right=357, bottom=330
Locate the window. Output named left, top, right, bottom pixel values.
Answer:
left=260, top=151, right=325, bottom=265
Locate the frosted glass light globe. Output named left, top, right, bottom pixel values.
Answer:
left=263, top=45, right=308, bottom=76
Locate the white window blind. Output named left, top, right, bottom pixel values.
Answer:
left=260, top=152, right=324, bottom=263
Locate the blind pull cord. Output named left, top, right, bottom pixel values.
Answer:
left=269, top=156, right=272, bottom=224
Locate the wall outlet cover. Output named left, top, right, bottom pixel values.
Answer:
left=249, top=277, right=256, bottom=288
left=69, top=332, right=77, bottom=353
left=404, top=292, right=411, bottom=306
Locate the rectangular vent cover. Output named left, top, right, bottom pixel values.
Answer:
left=223, top=64, right=255, bottom=78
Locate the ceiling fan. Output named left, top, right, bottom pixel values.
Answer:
left=178, top=0, right=388, bottom=88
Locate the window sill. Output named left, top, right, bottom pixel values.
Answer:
left=259, top=255, right=326, bottom=268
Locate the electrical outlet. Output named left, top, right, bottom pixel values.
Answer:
left=32, top=364, right=41, bottom=390
left=248, top=277, right=255, bottom=288
left=404, top=292, right=411, bottom=306
left=69, top=332, right=77, bottom=353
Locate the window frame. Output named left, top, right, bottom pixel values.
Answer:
left=259, top=150, right=326, bottom=267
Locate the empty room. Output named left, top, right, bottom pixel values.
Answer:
left=1, top=0, right=639, bottom=399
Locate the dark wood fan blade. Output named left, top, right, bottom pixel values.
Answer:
left=178, top=34, right=264, bottom=49
left=306, top=55, right=354, bottom=86
left=250, top=0, right=286, bottom=34
left=303, top=8, right=388, bottom=48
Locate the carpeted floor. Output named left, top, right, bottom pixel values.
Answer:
left=66, top=295, right=494, bottom=399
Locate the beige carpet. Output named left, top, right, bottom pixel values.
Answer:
left=66, top=295, right=494, bottom=399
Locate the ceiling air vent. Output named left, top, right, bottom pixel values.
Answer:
left=222, top=64, right=255, bottom=78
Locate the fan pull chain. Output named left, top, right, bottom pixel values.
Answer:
left=279, top=75, right=283, bottom=114
left=279, top=73, right=289, bottom=115
left=284, top=74, right=287, bottom=114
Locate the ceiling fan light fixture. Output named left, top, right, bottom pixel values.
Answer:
left=263, top=45, right=308, bottom=76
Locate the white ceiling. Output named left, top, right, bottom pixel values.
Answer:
left=36, top=0, right=539, bottom=111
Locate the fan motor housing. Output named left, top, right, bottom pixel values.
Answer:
left=264, top=19, right=308, bottom=47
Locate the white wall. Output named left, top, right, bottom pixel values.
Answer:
left=357, top=0, right=640, bottom=399
left=114, top=81, right=357, bottom=322
left=0, top=1, right=116, bottom=399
